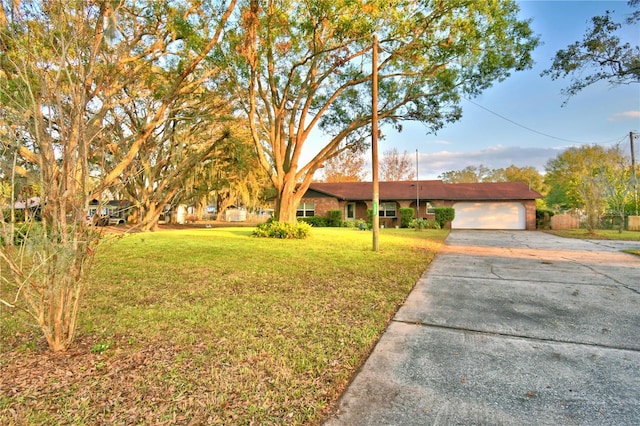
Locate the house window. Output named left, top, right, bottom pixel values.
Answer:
left=297, top=202, right=315, bottom=217
left=379, top=202, right=396, bottom=217
left=426, top=202, right=435, bottom=214
left=346, top=202, right=356, bottom=220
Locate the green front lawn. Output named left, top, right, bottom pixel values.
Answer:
left=0, top=227, right=448, bottom=425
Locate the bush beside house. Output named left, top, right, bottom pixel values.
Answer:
left=399, top=207, right=414, bottom=228
left=327, top=210, right=342, bottom=227
left=434, top=207, right=455, bottom=228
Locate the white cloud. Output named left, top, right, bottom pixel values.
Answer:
left=607, top=110, right=640, bottom=122
left=416, top=145, right=564, bottom=179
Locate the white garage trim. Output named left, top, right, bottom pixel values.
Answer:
left=452, top=202, right=526, bottom=230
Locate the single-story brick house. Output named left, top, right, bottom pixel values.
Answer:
left=297, top=180, right=542, bottom=230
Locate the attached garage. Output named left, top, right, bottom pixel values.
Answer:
left=452, top=202, right=526, bottom=230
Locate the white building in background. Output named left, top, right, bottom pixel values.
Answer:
left=224, top=208, right=246, bottom=222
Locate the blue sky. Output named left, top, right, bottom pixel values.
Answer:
left=400, top=0, right=640, bottom=179
left=309, top=1, right=640, bottom=180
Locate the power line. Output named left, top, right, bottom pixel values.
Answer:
left=463, top=97, right=629, bottom=145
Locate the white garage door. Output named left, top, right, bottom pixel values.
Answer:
left=452, top=202, right=526, bottom=230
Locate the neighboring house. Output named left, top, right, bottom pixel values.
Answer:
left=88, top=199, right=131, bottom=225
left=3, top=196, right=41, bottom=221
left=297, top=180, right=542, bottom=230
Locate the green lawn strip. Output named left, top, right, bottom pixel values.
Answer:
left=1, top=227, right=447, bottom=424
left=623, top=249, right=640, bottom=256
left=544, top=229, right=640, bottom=241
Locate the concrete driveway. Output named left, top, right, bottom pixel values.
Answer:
left=325, top=231, right=640, bottom=426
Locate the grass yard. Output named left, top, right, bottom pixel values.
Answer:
left=0, top=226, right=448, bottom=425
left=544, top=228, right=640, bottom=241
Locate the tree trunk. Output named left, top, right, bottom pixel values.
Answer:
left=139, top=201, right=162, bottom=232
left=195, top=194, right=208, bottom=220
left=215, top=191, right=234, bottom=221
left=274, top=178, right=305, bottom=223
left=619, top=213, right=625, bottom=233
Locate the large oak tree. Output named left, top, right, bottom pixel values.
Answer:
left=223, top=0, right=539, bottom=222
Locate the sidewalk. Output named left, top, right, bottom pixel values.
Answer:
left=324, top=231, right=640, bottom=425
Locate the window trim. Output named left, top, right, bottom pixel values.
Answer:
left=426, top=202, right=436, bottom=215
left=345, top=202, right=356, bottom=220
left=296, top=201, right=315, bottom=217
left=378, top=202, right=397, bottom=218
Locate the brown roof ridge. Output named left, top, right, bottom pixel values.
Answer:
left=307, top=180, right=541, bottom=200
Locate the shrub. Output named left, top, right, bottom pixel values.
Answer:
left=536, top=209, right=554, bottom=229
left=299, top=216, right=327, bottom=227
left=2, top=208, right=25, bottom=223
left=252, top=220, right=312, bottom=239
left=434, top=207, right=455, bottom=228
left=409, top=218, right=440, bottom=230
left=1, top=222, right=43, bottom=246
left=399, top=207, right=414, bottom=228
left=327, top=210, right=342, bottom=227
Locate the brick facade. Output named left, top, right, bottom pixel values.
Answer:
left=292, top=181, right=541, bottom=230
left=299, top=197, right=538, bottom=230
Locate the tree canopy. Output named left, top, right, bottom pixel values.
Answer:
left=321, top=145, right=366, bottom=182
left=541, top=0, right=639, bottom=102
left=223, top=0, right=539, bottom=222
left=438, top=164, right=546, bottom=195
left=544, top=145, right=632, bottom=231
left=0, top=0, right=539, bottom=349
left=439, top=165, right=492, bottom=183
left=0, top=0, right=237, bottom=351
left=380, top=147, right=415, bottom=181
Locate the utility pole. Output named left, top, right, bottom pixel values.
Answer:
left=416, top=149, right=419, bottom=218
left=371, top=34, right=379, bottom=251
left=631, top=131, right=638, bottom=216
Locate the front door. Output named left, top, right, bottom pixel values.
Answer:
left=346, top=202, right=356, bottom=220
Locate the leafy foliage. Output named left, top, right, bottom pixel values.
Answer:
left=252, top=220, right=312, bottom=239
left=322, top=146, right=366, bottom=182
left=1, top=207, right=24, bottom=223
left=399, top=207, right=415, bottom=228
left=536, top=209, right=555, bottom=230
left=541, top=1, right=640, bottom=102
left=381, top=148, right=415, bottom=181
left=409, top=218, right=441, bottom=230
left=298, top=216, right=328, bottom=227
left=0, top=1, right=109, bottom=351
left=544, top=144, right=638, bottom=232
left=225, top=0, right=539, bottom=222
left=434, top=207, right=455, bottom=228
left=439, top=164, right=547, bottom=195
left=0, top=0, right=237, bottom=350
left=327, top=210, right=343, bottom=227
left=439, top=165, right=489, bottom=183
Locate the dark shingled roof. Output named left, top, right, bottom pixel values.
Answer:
left=307, top=180, right=541, bottom=201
